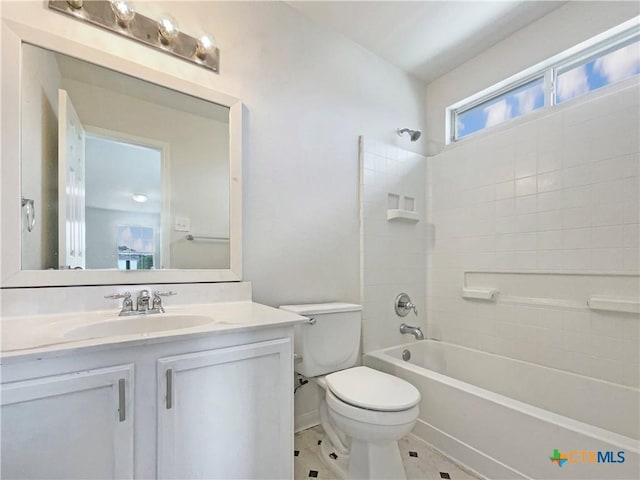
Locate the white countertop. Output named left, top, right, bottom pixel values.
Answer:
left=1, top=301, right=307, bottom=361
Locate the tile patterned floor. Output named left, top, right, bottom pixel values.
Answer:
left=294, top=425, right=481, bottom=480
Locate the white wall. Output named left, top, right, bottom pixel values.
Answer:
left=425, top=1, right=640, bottom=153
left=361, top=138, right=427, bottom=353
left=2, top=0, right=427, bottom=302
left=427, top=79, right=640, bottom=387
left=20, top=43, right=60, bottom=269
left=2, top=1, right=427, bottom=432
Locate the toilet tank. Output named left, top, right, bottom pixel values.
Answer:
left=279, top=303, right=362, bottom=378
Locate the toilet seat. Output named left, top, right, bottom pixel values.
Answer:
left=326, top=366, right=420, bottom=411
left=326, top=388, right=419, bottom=426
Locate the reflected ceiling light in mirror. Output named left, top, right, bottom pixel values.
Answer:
left=110, top=0, right=136, bottom=27
left=158, top=14, right=179, bottom=44
left=195, top=34, right=216, bottom=60
left=48, top=1, right=219, bottom=72
left=132, top=193, right=148, bottom=203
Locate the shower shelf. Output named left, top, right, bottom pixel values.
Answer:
left=387, top=209, right=419, bottom=222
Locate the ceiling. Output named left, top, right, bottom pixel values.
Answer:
left=286, top=1, right=566, bottom=82
left=85, top=135, right=162, bottom=214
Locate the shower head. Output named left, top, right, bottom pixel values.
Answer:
left=397, top=128, right=421, bottom=142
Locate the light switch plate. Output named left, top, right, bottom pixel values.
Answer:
left=174, top=216, right=190, bottom=232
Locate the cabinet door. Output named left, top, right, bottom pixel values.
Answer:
left=1, top=365, right=134, bottom=479
left=158, top=338, right=293, bottom=479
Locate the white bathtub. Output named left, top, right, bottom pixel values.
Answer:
left=364, top=340, right=639, bottom=480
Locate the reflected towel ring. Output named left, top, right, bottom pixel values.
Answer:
left=21, top=197, right=35, bottom=232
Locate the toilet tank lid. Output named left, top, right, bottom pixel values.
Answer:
left=279, top=302, right=362, bottom=315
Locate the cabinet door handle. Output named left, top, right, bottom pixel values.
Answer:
left=166, top=369, right=173, bottom=409
left=118, top=378, right=126, bottom=422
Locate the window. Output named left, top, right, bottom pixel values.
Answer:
left=117, top=225, right=156, bottom=270
left=448, top=17, right=640, bottom=143
left=457, top=77, right=545, bottom=139
left=556, top=41, right=640, bottom=103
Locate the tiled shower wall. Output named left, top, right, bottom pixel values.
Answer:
left=361, top=137, right=427, bottom=353
left=426, top=80, right=640, bottom=387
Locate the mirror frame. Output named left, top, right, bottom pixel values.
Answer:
left=1, top=19, right=243, bottom=287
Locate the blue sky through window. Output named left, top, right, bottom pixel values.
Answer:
left=557, top=41, right=640, bottom=103
left=455, top=40, right=640, bottom=140
left=457, top=78, right=544, bottom=139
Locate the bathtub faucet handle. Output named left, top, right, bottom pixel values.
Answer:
left=395, top=293, right=418, bottom=317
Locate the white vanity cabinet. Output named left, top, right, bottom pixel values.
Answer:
left=157, top=338, right=292, bottom=479
left=0, top=326, right=295, bottom=480
left=0, top=365, right=134, bottom=479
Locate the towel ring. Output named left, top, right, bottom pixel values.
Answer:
left=21, top=197, right=35, bottom=232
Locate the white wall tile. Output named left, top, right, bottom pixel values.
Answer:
left=537, top=230, right=563, bottom=250
left=362, top=140, right=426, bottom=353
left=591, top=226, right=625, bottom=248
left=495, top=180, right=514, bottom=200
left=562, top=228, right=591, bottom=249
left=428, top=83, right=639, bottom=386
left=516, top=195, right=537, bottom=215
left=515, top=176, right=537, bottom=196
left=538, top=171, right=563, bottom=192
left=537, top=210, right=563, bottom=231
left=537, top=190, right=562, bottom=212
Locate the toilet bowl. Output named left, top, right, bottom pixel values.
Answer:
left=319, top=366, right=420, bottom=480
left=279, top=303, right=421, bottom=479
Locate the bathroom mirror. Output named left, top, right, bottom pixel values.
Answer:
left=1, top=21, right=242, bottom=286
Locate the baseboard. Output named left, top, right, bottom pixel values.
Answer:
left=411, top=419, right=530, bottom=480
left=295, top=410, right=320, bottom=433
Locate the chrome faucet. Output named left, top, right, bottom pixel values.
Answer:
left=137, top=289, right=151, bottom=312
left=105, top=289, right=176, bottom=316
left=400, top=323, right=425, bottom=340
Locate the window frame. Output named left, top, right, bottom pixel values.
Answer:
left=446, top=16, right=640, bottom=144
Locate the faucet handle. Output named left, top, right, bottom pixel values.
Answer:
left=153, top=291, right=177, bottom=297
left=104, top=292, right=131, bottom=299
left=395, top=293, right=418, bottom=317
left=152, top=291, right=177, bottom=313
left=105, top=292, right=133, bottom=314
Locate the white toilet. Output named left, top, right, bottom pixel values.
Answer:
left=280, top=303, right=420, bottom=480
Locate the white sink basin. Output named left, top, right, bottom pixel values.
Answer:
left=64, top=314, right=216, bottom=340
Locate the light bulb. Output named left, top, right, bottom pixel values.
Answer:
left=158, top=15, right=179, bottom=44
left=110, top=0, right=135, bottom=27
left=67, top=0, right=83, bottom=9
left=195, top=34, right=215, bottom=59
left=132, top=193, right=148, bottom=203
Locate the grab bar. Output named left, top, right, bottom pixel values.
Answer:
left=186, top=234, right=229, bottom=241
left=587, top=296, right=639, bottom=314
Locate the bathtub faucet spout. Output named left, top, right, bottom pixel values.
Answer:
left=399, top=323, right=424, bottom=340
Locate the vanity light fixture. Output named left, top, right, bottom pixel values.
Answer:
left=195, top=34, right=216, bottom=60
left=132, top=193, right=148, bottom=203
left=67, top=0, right=83, bottom=9
left=48, top=1, right=220, bottom=73
left=157, top=15, right=180, bottom=44
left=110, top=0, right=136, bottom=27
